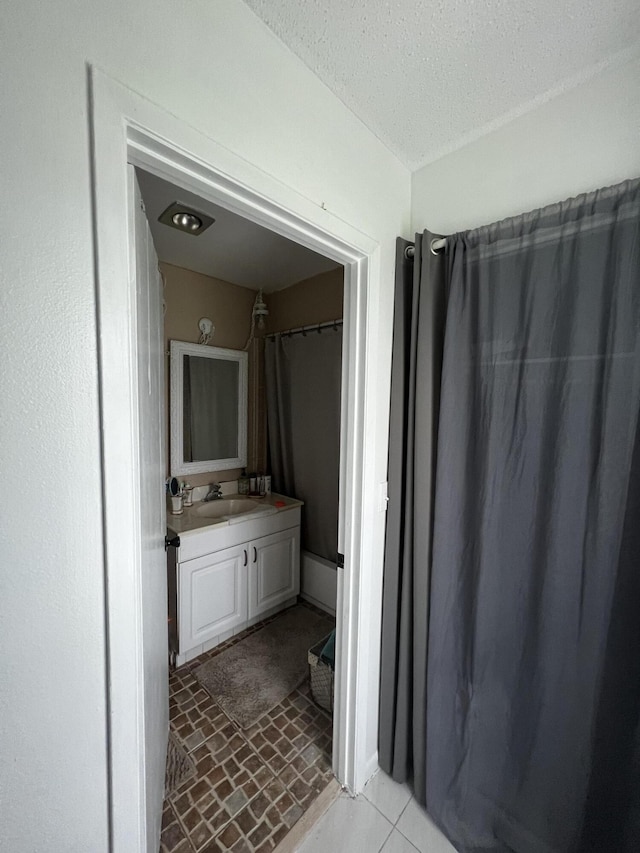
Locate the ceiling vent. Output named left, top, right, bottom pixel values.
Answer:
left=158, top=201, right=215, bottom=236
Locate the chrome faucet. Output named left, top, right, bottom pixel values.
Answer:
left=204, top=483, right=223, bottom=501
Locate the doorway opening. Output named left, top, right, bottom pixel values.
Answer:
left=91, top=68, right=379, bottom=853
left=136, top=166, right=344, bottom=851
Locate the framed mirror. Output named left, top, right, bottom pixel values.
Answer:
left=170, top=340, right=248, bottom=475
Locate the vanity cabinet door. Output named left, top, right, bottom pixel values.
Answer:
left=179, top=544, right=248, bottom=653
left=248, top=527, right=300, bottom=619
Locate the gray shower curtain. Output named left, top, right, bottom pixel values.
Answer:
left=380, top=178, right=640, bottom=853
left=264, top=328, right=342, bottom=562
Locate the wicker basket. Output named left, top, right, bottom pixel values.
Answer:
left=308, top=634, right=334, bottom=714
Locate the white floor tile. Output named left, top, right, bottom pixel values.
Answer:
left=381, top=828, right=421, bottom=853
left=396, top=799, right=457, bottom=853
left=296, top=793, right=393, bottom=853
left=363, top=769, right=413, bottom=824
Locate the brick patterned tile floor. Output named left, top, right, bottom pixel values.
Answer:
left=161, top=603, right=335, bottom=853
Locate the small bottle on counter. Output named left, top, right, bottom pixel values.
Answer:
left=238, top=469, right=249, bottom=495
left=264, top=475, right=272, bottom=496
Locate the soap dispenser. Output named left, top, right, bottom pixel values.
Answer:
left=238, top=469, right=249, bottom=495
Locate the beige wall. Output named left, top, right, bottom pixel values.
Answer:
left=162, top=262, right=345, bottom=487
left=163, top=262, right=256, bottom=350
left=267, top=266, right=344, bottom=333
left=162, top=262, right=259, bottom=486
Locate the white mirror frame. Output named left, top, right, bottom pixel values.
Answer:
left=170, top=340, right=248, bottom=475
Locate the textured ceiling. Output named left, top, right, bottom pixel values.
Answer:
left=136, top=170, right=339, bottom=292
left=241, top=0, right=640, bottom=169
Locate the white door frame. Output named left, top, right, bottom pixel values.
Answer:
left=90, top=67, right=380, bottom=852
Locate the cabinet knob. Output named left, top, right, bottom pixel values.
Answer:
left=253, top=546, right=257, bottom=563
left=243, top=549, right=248, bottom=567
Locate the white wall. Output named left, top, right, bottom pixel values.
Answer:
left=411, top=57, right=640, bottom=234
left=0, top=1, right=410, bottom=849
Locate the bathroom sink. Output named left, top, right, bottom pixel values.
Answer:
left=195, top=498, right=260, bottom=519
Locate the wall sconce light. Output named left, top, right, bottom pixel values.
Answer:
left=253, top=290, right=269, bottom=329
left=198, top=317, right=214, bottom=345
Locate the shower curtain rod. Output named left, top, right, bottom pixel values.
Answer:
left=265, top=318, right=343, bottom=340
left=405, top=237, right=447, bottom=259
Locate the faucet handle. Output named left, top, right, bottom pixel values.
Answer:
left=203, top=482, right=223, bottom=501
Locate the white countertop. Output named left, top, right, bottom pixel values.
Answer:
left=167, top=492, right=303, bottom=537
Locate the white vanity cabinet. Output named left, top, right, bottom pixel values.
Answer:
left=179, top=544, right=248, bottom=653
left=249, top=526, right=300, bottom=619
left=169, top=504, right=301, bottom=665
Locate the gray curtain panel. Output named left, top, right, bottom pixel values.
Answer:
left=264, top=328, right=342, bottom=561
left=381, top=178, right=640, bottom=853
left=379, top=234, right=446, bottom=803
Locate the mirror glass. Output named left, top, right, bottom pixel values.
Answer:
left=170, top=341, right=248, bottom=475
